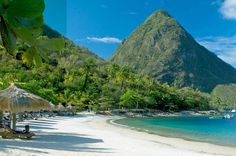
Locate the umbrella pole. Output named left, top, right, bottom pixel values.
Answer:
left=0, top=111, right=3, bottom=127
left=10, top=113, right=16, bottom=130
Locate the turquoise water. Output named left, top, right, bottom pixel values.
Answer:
left=115, top=114, right=236, bottom=147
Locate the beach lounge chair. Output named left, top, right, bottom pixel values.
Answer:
left=0, top=125, right=35, bottom=140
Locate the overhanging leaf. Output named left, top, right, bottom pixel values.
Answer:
left=6, top=0, right=45, bottom=18
left=0, top=16, right=16, bottom=55
left=22, top=46, right=42, bottom=66
left=0, top=0, right=9, bottom=7
left=37, top=38, right=65, bottom=51
left=36, top=46, right=49, bottom=63
left=5, top=14, right=43, bottom=30
left=12, top=27, right=36, bottom=45
left=17, top=16, right=44, bottom=29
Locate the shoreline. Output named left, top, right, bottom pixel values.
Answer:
left=108, top=114, right=236, bottom=156
left=98, top=109, right=220, bottom=118
left=0, top=113, right=236, bottom=156
left=109, top=116, right=236, bottom=149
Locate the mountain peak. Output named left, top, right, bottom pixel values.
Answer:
left=145, top=9, right=174, bottom=23
left=110, top=10, right=236, bottom=92
left=143, top=9, right=183, bottom=37
left=152, top=9, right=171, bottom=18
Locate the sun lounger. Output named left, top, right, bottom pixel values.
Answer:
left=0, top=122, right=3, bottom=129
left=0, top=125, right=35, bottom=140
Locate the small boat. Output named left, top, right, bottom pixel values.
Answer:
left=209, top=114, right=234, bottom=119
left=223, top=114, right=234, bottom=119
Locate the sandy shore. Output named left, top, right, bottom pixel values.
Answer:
left=0, top=113, right=236, bottom=156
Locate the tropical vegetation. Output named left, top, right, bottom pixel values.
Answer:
left=0, top=0, right=232, bottom=112
left=211, top=84, right=236, bottom=110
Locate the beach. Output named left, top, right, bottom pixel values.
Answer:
left=0, top=113, right=236, bottom=156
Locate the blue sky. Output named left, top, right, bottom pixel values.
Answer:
left=44, top=0, right=236, bottom=68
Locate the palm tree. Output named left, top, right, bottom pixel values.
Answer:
left=116, top=66, right=130, bottom=90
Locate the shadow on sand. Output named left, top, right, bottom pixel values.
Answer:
left=0, top=117, right=112, bottom=154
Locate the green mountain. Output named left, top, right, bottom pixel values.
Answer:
left=0, top=25, right=212, bottom=111
left=110, top=10, right=236, bottom=92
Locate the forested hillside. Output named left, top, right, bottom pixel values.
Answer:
left=0, top=26, right=212, bottom=111
left=211, top=84, right=236, bottom=110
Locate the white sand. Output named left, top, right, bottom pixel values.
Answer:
left=0, top=113, right=236, bottom=156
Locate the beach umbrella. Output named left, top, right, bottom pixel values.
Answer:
left=66, top=104, right=72, bottom=109
left=66, top=104, right=76, bottom=112
left=0, top=83, right=53, bottom=130
left=66, top=104, right=73, bottom=110
left=56, top=103, right=65, bottom=111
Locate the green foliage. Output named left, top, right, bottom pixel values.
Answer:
left=0, top=3, right=230, bottom=112
left=0, top=15, right=17, bottom=54
left=0, top=0, right=64, bottom=66
left=0, top=21, right=214, bottom=112
left=22, top=46, right=42, bottom=66
left=178, top=87, right=210, bottom=111
left=211, top=84, right=236, bottom=110
left=6, top=0, right=45, bottom=18
left=0, top=0, right=44, bottom=54
left=119, top=90, right=144, bottom=109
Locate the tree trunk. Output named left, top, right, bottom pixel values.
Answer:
left=136, top=102, right=139, bottom=110
left=121, top=80, right=124, bottom=90
left=82, top=72, right=89, bottom=92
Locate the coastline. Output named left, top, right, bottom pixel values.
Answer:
left=100, top=109, right=220, bottom=118
left=107, top=115, right=236, bottom=156
left=109, top=116, right=236, bottom=148
left=0, top=113, right=235, bottom=156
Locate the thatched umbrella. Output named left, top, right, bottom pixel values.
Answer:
left=0, top=83, right=52, bottom=130
left=66, top=104, right=76, bottom=113
left=56, top=103, right=65, bottom=112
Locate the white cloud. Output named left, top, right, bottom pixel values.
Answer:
left=218, top=51, right=236, bottom=66
left=220, top=0, right=236, bottom=20
left=197, top=35, right=236, bottom=68
left=86, top=37, right=122, bottom=44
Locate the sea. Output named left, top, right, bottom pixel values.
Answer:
left=115, top=113, right=236, bottom=147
